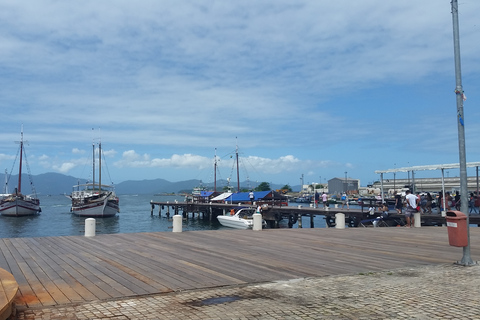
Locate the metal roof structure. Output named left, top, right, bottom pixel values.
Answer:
left=375, top=162, right=480, bottom=174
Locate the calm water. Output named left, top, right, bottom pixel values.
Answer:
left=0, top=194, right=327, bottom=238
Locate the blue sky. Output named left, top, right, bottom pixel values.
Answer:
left=0, top=0, right=479, bottom=189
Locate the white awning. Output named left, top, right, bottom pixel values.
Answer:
left=211, top=192, right=232, bottom=201
left=375, top=162, right=480, bottom=174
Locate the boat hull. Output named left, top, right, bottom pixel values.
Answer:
left=70, top=190, right=119, bottom=218
left=217, top=215, right=253, bottom=229
left=71, top=199, right=119, bottom=218
left=0, top=198, right=41, bottom=217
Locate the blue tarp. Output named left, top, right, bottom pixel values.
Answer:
left=200, top=191, right=215, bottom=197
left=225, top=191, right=272, bottom=202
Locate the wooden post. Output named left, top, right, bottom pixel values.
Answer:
left=310, top=214, right=314, bottom=228
left=151, top=203, right=154, bottom=216
left=298, top=213, right=302, bottom=228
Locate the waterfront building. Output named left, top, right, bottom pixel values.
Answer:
left=328, top=177, right=360, bottom=196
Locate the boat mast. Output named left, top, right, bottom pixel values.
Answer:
left=4, top=169, right=8, bottom=194
left=214, top=148, right=217, bottom=192
left=235, top=138, right=240, bottom=192
left=99, top=141, right=102, bottom=191
left=17, top=129, right=24, bottom=194
left=92, top=142, right=95, bottom=191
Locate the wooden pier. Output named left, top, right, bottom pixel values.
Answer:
left=150, top=200, right=480, bottom=227
left=1, top=227, right=480, bottom=314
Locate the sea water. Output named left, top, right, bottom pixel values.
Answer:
left=0, top=194, right=327, bottom=238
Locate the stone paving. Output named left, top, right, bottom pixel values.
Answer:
left=15, top=263, right=480, bottom=320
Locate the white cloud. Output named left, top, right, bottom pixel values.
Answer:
left=0, top=154, right=16, bottom=162
left=52, top=162, right=77, bottom=173
left=102, top=149, right=117, bottom=157
left=114, top=151, right=336, bottom=177
left=72, top=148, right=85, bottom=154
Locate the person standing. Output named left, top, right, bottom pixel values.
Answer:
left=405, top=190, right=418, bottom=228
left=394, top=191, right=403, bottom=214
left=425, top=192, right=433, bottom=213
left=249, top=191, right=254, bottom=204
left=314, top=192, right=319, bottom=208
left=469, top=193, right=478, bottom=213
left=438, top=192, right=444, bottom=213
left=322, top=192, right=328, bottom=208
left=445, top=192, right=453, bottom=211
left=341, top=192, right=349, bottom=209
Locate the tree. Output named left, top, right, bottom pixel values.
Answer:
left=281, top=184, right=292, bottom=192
left=255, top=182, right=270, bottom=191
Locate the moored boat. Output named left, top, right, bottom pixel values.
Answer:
left=0, top=129, right=41, bottom=217
left=69, top=185, right=119, bottom=217
left=67, top=140, right=119, bottom=217
left=217, top=208, right=265, bottom=229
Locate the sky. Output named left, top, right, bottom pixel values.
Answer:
left=0, top=0, right=479, bottom=190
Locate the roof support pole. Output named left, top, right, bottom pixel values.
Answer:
left=441, top=168, right=446, bottom=217
left=476, top=166, right=479, bottom=197
left=412, top=171, right=415, bottom=194
left=380, top=173, right=384, bottom=202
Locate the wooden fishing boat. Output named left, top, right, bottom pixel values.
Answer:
left=0, top=129, right=41, bottom=217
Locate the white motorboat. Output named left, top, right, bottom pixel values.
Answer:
left=0, top=129, right=41, bottom=217
left=67, top=141, right=119, bottom=217
left=217, top=208, right=264, bottom=229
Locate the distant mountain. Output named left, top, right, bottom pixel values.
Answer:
left=0, top=172, right=300, bottom=195
left=0, top=172, right=86, bottom=196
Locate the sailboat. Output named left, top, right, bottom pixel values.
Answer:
left=0, top=129, right=41, bottom=217
left=67, top=141, right=119, bottom=217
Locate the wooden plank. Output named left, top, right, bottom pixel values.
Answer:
left=0, top=239, right=41, bottom=308
left=37, top=237, right=112, bottom=301
left=60, top=234, right=201, bottom=292
left=37, top=237, right=130, bottom=300
left=20, top=238, right=94, bottom=303
left=14, top=238, right=76, bottom=306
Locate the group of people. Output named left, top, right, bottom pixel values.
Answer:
left=314, top=192, right=330, bottom=208
left=389, top=190, right=420, bottom=227
left=393, top=190, right=480, bottom=227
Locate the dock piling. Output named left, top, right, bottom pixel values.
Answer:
left=85, top=218, right=96, bottom=237
left=335, top=213, right=345, bottom=229
left=172, top=215, right=182, bottom=232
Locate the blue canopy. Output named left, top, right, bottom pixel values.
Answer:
left=200, top=191, right=215, bottom=197
left=225, top=191, right=272, bottom=202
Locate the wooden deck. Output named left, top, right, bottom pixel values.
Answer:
left=1, top=227, right=479, bottom=310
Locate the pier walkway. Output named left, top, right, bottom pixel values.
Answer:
left=1, top=227, right=480, bottom=319
left=150, top=201, right=480, bottom=227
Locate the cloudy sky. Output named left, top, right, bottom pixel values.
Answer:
left=0, top=0, right=479, bottom=190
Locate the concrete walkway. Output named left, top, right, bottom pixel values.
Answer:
left=16, top=263, right=480, bottom=320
